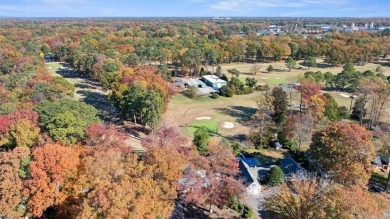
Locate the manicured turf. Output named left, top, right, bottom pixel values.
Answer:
left=267, top=78, right=286, bottom=85
left=187, top=120, right=219, bottom=136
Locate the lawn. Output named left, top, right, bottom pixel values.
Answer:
left=267, top=78, right=286, bottom=85
left=187, top=120, right=219, bottom=136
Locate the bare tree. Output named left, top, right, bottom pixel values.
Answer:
left=265, top=173, right=333, bottom=219
left=250, top=64, right=261, bottom=75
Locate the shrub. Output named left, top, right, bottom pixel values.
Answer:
left=283, top=139, right=298, bottom=152
left=220, top=85, right=234, bottom=97
left=193, top=128, right=210, bottom=155
left=266, top=166, right=285, bottom=186
left=230, top=196, right=255, bottom=219
left=231, top=142, right=241, bottom=155
left=185, top=86, right=198, bottom=99
left=210, top=93, right=219, bottom=99
left=338, top=106, right=350, bottom=119
left=267, top=65, right=274, bottom=72
left=255, top=84, right=270, bottom=91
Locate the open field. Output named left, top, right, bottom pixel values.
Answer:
left=163, top=93, right=258, bottom=142
left=215, top=60, right=390, bottom=86
left=166, top=60, right=390, bottom=144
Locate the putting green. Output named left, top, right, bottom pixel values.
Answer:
left=187, top=120, right=219, bottom=135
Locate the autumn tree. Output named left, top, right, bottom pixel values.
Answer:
left=181, top=139, right=244, bottom=213
left=107, top=66, right=172, bottom=127
left=8, top=119, right=40, bottom=148
left=84, top=124, right=128, bottom=148
left=0, top=147, right=30, bottom=218
left=308, top=122, right=375, bottom=187
left=265, top=174, right=333, bottom=219
left=326, top=185, right=387, bottom=218
left=308, top=94, right=327, bottom=121
left=265, top=174, right=386, bottom=218
left=351, top=95, right=367, bottom=125
left=297, top=79, right=322, bottom=112
left=73, top=126, right=186, bottom=218
left=25, top=143, right=80, bottom=217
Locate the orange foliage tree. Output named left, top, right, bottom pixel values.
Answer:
left=308, top=122, right=375, bottom=187
left=24, top=143, right=80, bottom=217
left=70, top=126, right=186, bottom=218
left=0, top=147, right=30, bottom=218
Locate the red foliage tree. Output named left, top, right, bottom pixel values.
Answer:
left=181, top=139, right=244, bottom=212
left=0, top=115, right=11, bottom=133
left=7, top=109, right=39, bottom=125
left=84, top=124, right=128, bottom=148
left=297, top=80, right=322, bottom=111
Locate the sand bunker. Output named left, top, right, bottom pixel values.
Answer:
left=223, top=122, right=235, bottom=129
left=46, top=67, right=52, bottom=69
left=276, top=77, right=282, bottom=79
left=195, top=117, right=211, bottom=120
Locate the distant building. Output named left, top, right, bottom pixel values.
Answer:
left=202, top=75, right=227, bottom=89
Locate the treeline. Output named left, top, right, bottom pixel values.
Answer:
left=1, top=19, right=390, bottom=79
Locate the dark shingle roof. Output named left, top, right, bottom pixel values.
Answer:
left=279, top=157, right=302, bottom=176
left=238, top=160, right=254, bottom=186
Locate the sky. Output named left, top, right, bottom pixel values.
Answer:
left=0, top=0, right=389, bottom=17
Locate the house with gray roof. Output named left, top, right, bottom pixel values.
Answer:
left=279, top=157, right=305, bottom=179
left=238, top=159, right=262, bottom=195
left=237, top=155, right=271, bottom=195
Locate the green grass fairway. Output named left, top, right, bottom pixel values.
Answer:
left=267, top=78, right=286, bottom=85
left=187, top=120, right=219, bottom=136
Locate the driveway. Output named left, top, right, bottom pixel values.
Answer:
left=245, top=187, right=280, bottom=219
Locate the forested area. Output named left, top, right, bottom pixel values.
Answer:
left=1, top=18, right=390, bottom=218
